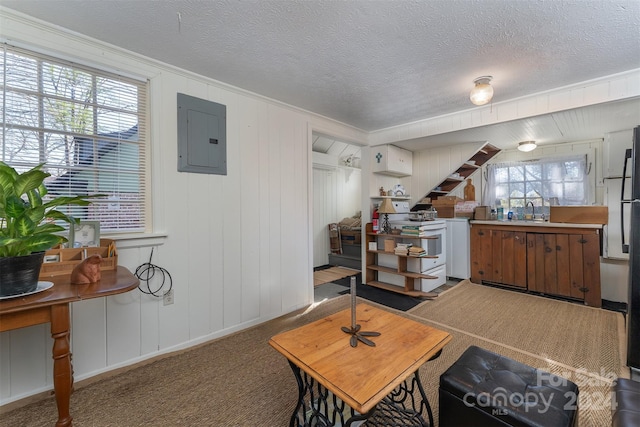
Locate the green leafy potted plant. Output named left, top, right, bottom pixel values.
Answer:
left=0, top=162, right=95, bottom=297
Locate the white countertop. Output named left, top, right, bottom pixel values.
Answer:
left=470, top=220, right=604, bottom=229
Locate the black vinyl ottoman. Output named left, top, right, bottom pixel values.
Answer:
left=439, top=345, right=579, bottom=427
left=612, top=377, right=640, bottom=426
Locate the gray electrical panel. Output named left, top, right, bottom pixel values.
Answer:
left=177, top=93, right=227, bottom=175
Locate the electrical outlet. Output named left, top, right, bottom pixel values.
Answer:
left=163, top=289, right=174, bottom=306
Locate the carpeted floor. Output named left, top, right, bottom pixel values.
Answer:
left=409, top=281, right=628, bottom=379
left=1, top=281, right=626, bottom=426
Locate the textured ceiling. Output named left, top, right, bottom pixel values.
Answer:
left=2, top=0, right=639, bottom=134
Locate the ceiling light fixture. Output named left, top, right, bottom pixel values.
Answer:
left=518, top=141, right=537, bottom=152
left=469, top=76, right=494, bottom=106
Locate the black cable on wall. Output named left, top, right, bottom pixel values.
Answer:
left=135, top=247, right=172, bottom=298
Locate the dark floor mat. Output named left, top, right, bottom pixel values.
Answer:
left=333, top=273, right=423, bottom=311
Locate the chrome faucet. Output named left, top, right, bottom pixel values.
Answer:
left=526, top=201, right=535, bottom=219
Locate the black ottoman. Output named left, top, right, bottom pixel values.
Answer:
left=612, top=377, right=640, bottom=426
left=439, top=345, right=579, bottom=427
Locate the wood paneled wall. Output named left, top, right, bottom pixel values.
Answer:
left=0, top=11, right=366, bottom=404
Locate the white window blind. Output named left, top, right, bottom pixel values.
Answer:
left=1, top=44, right=149, bottom=233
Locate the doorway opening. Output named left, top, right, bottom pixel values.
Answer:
left=311, top=132, right=362, bottom=269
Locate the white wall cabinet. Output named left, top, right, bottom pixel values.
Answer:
left=445, top=218, right=470, bottom=280
left=372, top=145, right=413, bottom=177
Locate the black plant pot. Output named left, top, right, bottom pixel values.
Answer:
left=0, top=252, right=45, bottom=297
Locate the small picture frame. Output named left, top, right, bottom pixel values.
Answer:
left=69, top=221, right=100, bottom=248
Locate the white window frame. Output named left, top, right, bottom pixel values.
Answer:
left=483, top=153, right=592, bottom=218
left=1, top=43, right=150, bottom=235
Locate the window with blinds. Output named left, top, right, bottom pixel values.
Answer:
left=1, top=44, right=149, bottom=233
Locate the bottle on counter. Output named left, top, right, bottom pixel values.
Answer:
left=497, top=206, right=504, bottom=220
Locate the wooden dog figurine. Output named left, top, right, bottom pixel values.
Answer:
left=70, top=254, right=102, bottom=284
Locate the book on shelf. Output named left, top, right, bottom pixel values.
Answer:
left=401, top=225, right=431, bottom=231
left=408, top=248, right=427, bottom=257
left=396, top=242, right=413, bottom=248
left=401, top=232, right=428, bottom=237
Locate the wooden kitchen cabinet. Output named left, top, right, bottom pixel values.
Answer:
left=470, top=222, right=602, bottom=307
left=470, top=227, right=526, bottom=288
left=526, top=232, right=601, bottom=307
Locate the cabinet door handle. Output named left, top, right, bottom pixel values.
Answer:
left=545, top=246, right=552, bottom=253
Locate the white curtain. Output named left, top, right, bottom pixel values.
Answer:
left=483, top=154, right=589, bottom=209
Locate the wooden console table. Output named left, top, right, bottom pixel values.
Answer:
left=0, top=266, right=139, bottom=426
left=269, top=303, right=451, bottom=426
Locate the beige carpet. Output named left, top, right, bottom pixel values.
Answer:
left=409, top=280, right=628, bottom=380
left=410, top=280, right=627, bottom=426
left=1, top=283, right=626, bottom=426
left=313, top=266, right=359, bottom=287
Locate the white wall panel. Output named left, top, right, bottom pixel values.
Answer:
left=409, top=142, right=483, bottom=204
left=257, top=102, right=275, bottom=319
left=0, top=12, right=366, bottom=405
left=337, top=168, right=362, bottom=220
left=138, top=252, right=163, bottom=356
left=239, top=95, right=261, bottom=324
left=265, top=105, right=284, bottom=316
left=155, top=73, right=192, bottom=352
left=71, top=298, right=107, bottom=375
left=187, top=169, right=215, bottom=339
left=313, top=168, right=336, bottom=267
left=8, top=325, right=49, bottom=397
left=106, top=284, right=142, bottom=366
left=0, top=333, right=9, bottom=397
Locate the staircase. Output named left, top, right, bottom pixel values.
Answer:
left=413, top=143, right=501, bottom=208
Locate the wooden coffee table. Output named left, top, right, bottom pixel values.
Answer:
left=269, top=303, right=451, bottom=426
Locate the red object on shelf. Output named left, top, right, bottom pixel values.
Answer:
left=372, top=209, right=379, bottom=233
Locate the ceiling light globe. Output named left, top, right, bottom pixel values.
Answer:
left=469, top=76, right=494, bottom=106
left=518, top=141, right=537, bottom=152
left=470, top=84, right=494, bottom=106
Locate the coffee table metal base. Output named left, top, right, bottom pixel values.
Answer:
left=288, top=361, right=434, bottom=427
